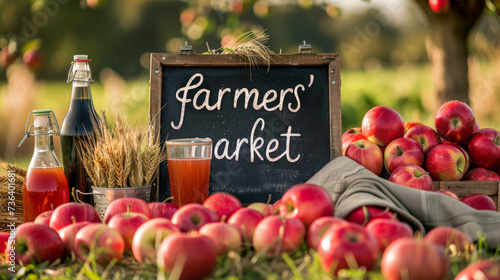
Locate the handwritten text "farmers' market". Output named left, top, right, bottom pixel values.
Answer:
left=171, top=73, right=316, bottom=163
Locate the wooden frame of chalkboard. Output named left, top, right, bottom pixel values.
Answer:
left=149, top=53, right=341, bottom=203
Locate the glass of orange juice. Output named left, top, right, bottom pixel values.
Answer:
left=166, top=138, right=212, bottom=207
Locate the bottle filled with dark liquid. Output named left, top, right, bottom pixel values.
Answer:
left=60, top=55, right=99, bottom=204
left=19, top=110, right=70, bottom=222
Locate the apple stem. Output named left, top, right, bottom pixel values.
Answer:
left=51, top=204, right=54, bottom=211
left=391, top=212, right=399, bottom=221
left=127, top=204, right=131, bottom=215
left=494, top=136, right=500, bottom=146
left=71, top=187, right=79, bottom=203
left=362, top=206, right=370, bottom=226
left=71, top=215, right=76, bottom=224
left=163, top=196, right=174, bottom=203
left=221, top=215, right=227, bottom=223
left=396, top=146, right=403, bottom=156
left=414, top=230, right=423, bottom=241
left=266, top=194, right=272, bottom=204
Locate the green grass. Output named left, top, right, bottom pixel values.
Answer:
left=1, top=240, right=499, bottom=280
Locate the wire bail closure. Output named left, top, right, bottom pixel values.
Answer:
left=67, top=59, right=94, bottom=84
left=18, top=110, right=60, bottom=147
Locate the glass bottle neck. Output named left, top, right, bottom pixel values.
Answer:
left=71, top=83, right=93, bottom=100
left=30, top=134, right=61, bottom=169
left=34, top=134, right=54, bottom=151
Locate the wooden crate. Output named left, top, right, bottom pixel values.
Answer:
left=433, top=181, right=500, bottom=212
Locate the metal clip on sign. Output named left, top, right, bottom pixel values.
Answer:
left=180, top=42, right=193, bottom=54
left=299, top=41, right=312, bottom=54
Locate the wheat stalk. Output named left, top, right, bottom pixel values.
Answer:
left=77, top=112, right=166, bottom=188
left=0, top=159, right=25, bottom=229
left=220, top=30, right=272, bottom=71
left=0, top=159, right=27, bottom=178
left=122, top=136, right=133, bottom=188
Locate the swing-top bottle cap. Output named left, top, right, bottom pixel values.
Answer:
left=67, top=54, right=93, bottom=83
left=18, top=109, right=60, bottom=147
left=74, top=54, right=88, bottom=61
left=33, top=109, right=51, bottom=127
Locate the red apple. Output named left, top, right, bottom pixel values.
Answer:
left=103, top=197, right=152, bottom=224
left=435, top=189, right=460, bottom=200
left=86, top=0, right=106, bottom=9
left=428, top=0, right=450, bottom=13
left=435, top=100, right=476, bottom=142
left=389, top=164, right=434, bottom=191
left=34, top=210, right=53, bottom=226
left=365, top=218, right=414, bottom=252
left=203, top=192, right=242, bottom=222
left=247, top=202, right=274, bottom=217
left=108, top=206, right=149, bottom=252
left=49, top=202, right=101, bottom=231
left=384, top=138, right=425, bottom=173
left=0, top=45, right=18, bottom=67
left=468, top=128, right=500, bottom=171
left=132, top=218, right=180, bottom=264
left=157, top=232, right=217, bottom=280
left=318, top=222, right=379, bottom=276
left=6, top=223, right=64, bottom=265
left=280, top=183, right=334, bottom=228
left=426, top=144, right=468, bottom=181
left=381, top=237, right=449, bottom=280
left=457, top=145, right=471, bottom=173
left=464, top=167, right=500, bottom=181
left=455, top=259, right=500, bottom=280
left=253, top=216, right=306, bottom=256
left=341, top=127, right=367, bottom=156
left=171, top=203, right=217, bottom=232
left=0, top=232, right=9, bottom=263
left=424, top=226, right=473, bottom=255
left=58, top=221, right=91, bottom=258
left=461, top=194, right=497, bottom=211
left=307, top=216, right=347, bottom=251
left=272, top=199, right=282, bottom=215
left=361, top=106, right=405, bottom=147
left=199, top=222, right=242, bottom=256
left=23, top=50, right=43, bottom=71
left=404, top=124, right=441, bottom=154
left=346, top=206, right=394, bottom=226
left=74, top=223, right=125, bottom=265
left=227, top=208, right=265, bottom=243
left=345, top=139, right=384, bottom=175
left=148, top=202, right=178, bottom=220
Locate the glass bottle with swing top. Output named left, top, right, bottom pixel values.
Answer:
left=19, top=110, right=69, bottom=222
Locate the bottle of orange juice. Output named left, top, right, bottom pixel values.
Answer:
left=18, top=110, right=69, bottom=222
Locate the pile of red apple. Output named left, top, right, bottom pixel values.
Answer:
left=342, top=101, right=499, bottom=211
left=2, top=182, right=499, bottom=279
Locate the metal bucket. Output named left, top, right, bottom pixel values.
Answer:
left=76, top=186, right=151, bottom=220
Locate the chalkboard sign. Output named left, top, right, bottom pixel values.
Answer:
left=149, top=54, right=341, bottom=204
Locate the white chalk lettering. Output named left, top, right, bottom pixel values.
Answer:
left=213, top=118, right=301, bottom=163
left=171, top=73, right=203, bottom=129
left=172, top=73, right=314, bottom=129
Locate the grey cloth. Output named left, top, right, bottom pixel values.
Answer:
left=307, top=156, right=500, bottom=248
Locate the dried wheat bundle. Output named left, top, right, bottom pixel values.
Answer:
left=77, top=113, right=166, bottom=188
left=0, top=159, right=26, bottom=230
left=212, top=30, right=273, bottom=71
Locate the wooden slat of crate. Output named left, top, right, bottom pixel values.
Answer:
left=433, top=181, right=500, bottom=212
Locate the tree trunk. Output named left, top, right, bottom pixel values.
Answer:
left=414, top=0, right=485, bottom=105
